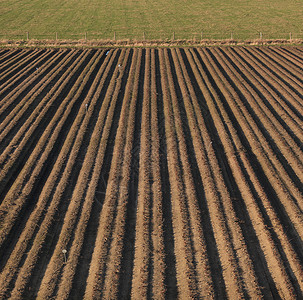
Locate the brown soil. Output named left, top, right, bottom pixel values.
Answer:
left=0, top=46, right=302, bottom=299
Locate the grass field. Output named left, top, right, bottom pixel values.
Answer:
left=0, top=0, right=302, bottom=40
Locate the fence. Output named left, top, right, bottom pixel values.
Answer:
left=0, top=31, right=303, bottom=42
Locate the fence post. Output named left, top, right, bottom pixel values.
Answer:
left=259, top=32, right=262, bottom=39
left=289, top=32, right=292, bottom=41
left=201, top=32, right=203, bottom=40
left=26, top=31, right=29, bottom=40
left=172, top=31, right=175, bottom=40
left=85, top=32, right=87, bottom=40
left=114, top=32, right=116, bottom=40
left=56, top=32, right=58, bottom=40
left=231, top=32, right=233, bottom=39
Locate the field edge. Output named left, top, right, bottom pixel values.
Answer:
left=1, top=38, right=303, bottom=49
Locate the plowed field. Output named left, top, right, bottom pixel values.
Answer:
left=0, top=46, right=302, bottom=299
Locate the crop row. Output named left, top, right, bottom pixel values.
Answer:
left=0, top=46, right=302, bottom=299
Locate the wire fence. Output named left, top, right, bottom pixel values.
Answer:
left=1, top=31, right=303, bottom=42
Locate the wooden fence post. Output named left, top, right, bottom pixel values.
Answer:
left=56, top=32, right=58, bottom=40
left=260, top=32, right=262, bottom=39
left=289, top=32, right=292, bottom=41
left=26, top=31, right=29, bottom=40
left=85, top=32, right=87, bottom=40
